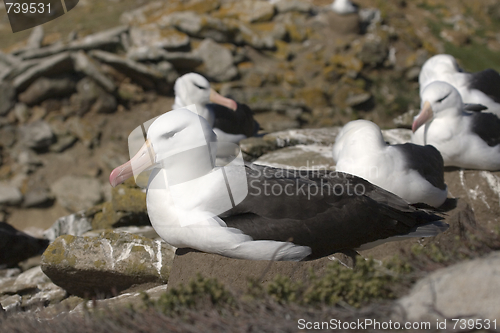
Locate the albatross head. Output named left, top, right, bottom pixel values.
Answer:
left=333, top=120, right=385, bottom=162
left=419, top=54, right=462, bottom=92
left=412, top=81, right=462, bottom=133
left=173, top=73, right=237, bottom=118
left=109, top=109, right=217, bottom=187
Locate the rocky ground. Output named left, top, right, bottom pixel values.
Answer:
left=1, top=0, right=500, bottom=330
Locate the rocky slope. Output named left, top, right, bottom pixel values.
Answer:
left=1, top=0, right=500, bottom=328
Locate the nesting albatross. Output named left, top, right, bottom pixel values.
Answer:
left=333, top=120, right=448, bottom=207
left=110, top=108, right=447, bottom=261
left=412, top=81, right=500, bottom=170
left=173, top=73, right=259, bottom=143
left=419, top=54, right=500, bottom=116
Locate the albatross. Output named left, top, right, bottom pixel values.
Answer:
left=412, top=81, right=500, bottom=170
left=110, top=108, right=447, bottom=261
left=419, top=54, right=500, bottom=116
left=333, top=120, right=448, bottom=207
left=330, top=0, right=358, bottom=14
left=173, top=72, right=259, bottom=143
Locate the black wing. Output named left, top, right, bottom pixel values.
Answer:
left=469, top=69, right=500, bottom=104
left=392, top=143, right=446, bottom=190
left=210, top=102, right=259, bottom=138
left=222, top=163, right=443, bottom=259
left=470, top=112, right=500, bottom=147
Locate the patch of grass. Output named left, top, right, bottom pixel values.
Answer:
left=444, top=41, right=500, bottom=73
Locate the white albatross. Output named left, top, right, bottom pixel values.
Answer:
left=109, top=108, right=448, bottom=261
left=419, top=54, right=500, bottom=116
left=333, top=120, right=448, bottom=207
left=173, top=73, right=259, bottom=143
left=412, top=81, right=500, bottom=170
left=330, top=0, right=358, bottom=15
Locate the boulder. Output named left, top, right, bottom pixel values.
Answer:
left=254, top=145, right=335, bottom=169
left=17, top=120, right=55, bottom=150
left=0, top=222, right=49, bottom=267
left=394, top=251, right=500, bottom=322
left=0, top=82, right=15, bottom=116
left=43, top=211, right=93, bottom=242
left=0, top=125, right=17, bottom=148
left=65, top=77, right=117, bottom=116
left=217, top=1, right=275, bottom=23
left=50, top=176, right=103, bottom=212
left=41, top=232, right=175, bottom=297
left=130, top=26, right=190, bottom=50
left=0, top=183, right=22, bottom=206
left=18, top=76, right=77, bottom=106
left=275, top=0, right=311, bottom=13
left=195, top=38, right=238, bottom=82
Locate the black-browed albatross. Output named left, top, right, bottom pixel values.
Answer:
left=173, top=72, right=259, bottom=143
left=412, top=81, right=500, bottom=171
left=110, top=108, right=447, bottom=261
left=419, top=54, right=500, bottom=116
left=333, top=119, right=448, bottom=207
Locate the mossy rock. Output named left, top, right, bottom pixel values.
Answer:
left=111, top=185, right=147, bottom=213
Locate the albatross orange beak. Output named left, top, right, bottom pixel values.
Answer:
left=412, top=101, right=433, bottom=133
left=209, top=88, right=237, bottom=111
left=109, top=139, right=156, bottom=187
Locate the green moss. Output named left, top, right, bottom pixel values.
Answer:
left=444, top=41, right=500, bottom=73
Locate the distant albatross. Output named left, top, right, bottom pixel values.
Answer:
left=412, top=81, right=500, bottom=170
left=173, top=73, right=259, bottom=143
left=110, top=108, right=447, bottom=261
left=419, top=54, right=500, bottom=116
left=333, top=120, right=448, bottom=207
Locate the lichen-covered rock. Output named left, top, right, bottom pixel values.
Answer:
left=111, top=185, right=147, bottom=213
left=41, top=232, right=174, bottom=297
left=43, top=211, right=93, bottom=242
left=195, top=38, right=238, bottom=81
left=50, top=176, right=103, bottom=213
left=216, top=1, right=275, bottom=23
left=394, top=251, right=500, bottom=322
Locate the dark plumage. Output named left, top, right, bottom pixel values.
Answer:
left=210, top=102, right=260, bottom=138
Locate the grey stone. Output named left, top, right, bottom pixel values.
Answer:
left=264, top=127, right=341, bottom=148
left=393, top=109, right=418, bottom=128
left=41, top=232, right=175, bottom=297
left=18, top=76, right=76, bottom=106
left=130, top=25, right=190, bottom=50
left=83, top=226, right=161, bottom=240
left=254, top=144, right=335, bottom=169
left=394, top=251, right=500, bottom=322
left=72, top=51, right=116, bottom=93
left=219, top=1, right=275, bottom=23
left=65, top=77, right=117, bottom=116
left=381, top=128, right=412, bottom=144
left=239, top=137, right=278, bottom=161
left=358, top=33, right=389, bottom=67
left=0, top=125, right=17, bottom=148
left=90, top=50, right=167, bottom=89
left=49, top=134, right=78, bottom=153
left=195, top=38, right=238, bottom=81
left=22, top=188, right=54, bottom=208
left=50, top=176, right=103, bottom=212
left=13, top=52, right=73, bottom=91
left=64, top=116, right=102, bottom=148
left=127, top=47, right=203, bottom=70
left=0, top=183, right=23, bottom=206
left=345, top=92, right=371, bottom=107
left=21, top=282, right=67, bottom=308
left=0, top=266, right=50, bottom=294
left=25, top=26, right=44, bottom=50
left=43, top=211, right=93, bottom=242
left=0, top=294, right=21, bottom=311
left=0, top=82, right=15, bottom=116
left=275, top=0, right=311, bottom=13
left=0, top=222, right=49, bottom=267
left=13, top=103, right=30, bottom=123
left=18, top=120, right=55, bottom=150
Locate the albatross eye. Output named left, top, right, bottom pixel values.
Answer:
left=193, top=83, right=208, bottom=90
left=437, top=92, right=451, bottom=103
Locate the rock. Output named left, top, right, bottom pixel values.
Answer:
left=0, top=266, right=50, bottom=294
left=17, top=120, right=55, bottom=150
left=43, top=211, right=93, bottom=242
left=217, top=1, right=275, bottom=23
left=160, top=11, right=233, bottom=43
left=0, top=82, right=15, bottom=116
left=13, top=52, right=73, bottom=91
left=263, top=127, right=341, bottom=148
left=92, top=201, right=150, bottom=230
left=381, top=128, right=412, bottom=144
left=357, top=33, right=389, bottom=67
left=0, top=223, right=49, bottom=267
left=65, top=77, right=117, bottom=116
left=41, top=232, right=174, bottom=297
left=275, top=0, right=311, bottom=13
left=72, top=51, right=116, bottom=93
left=112, top=185, right=147, bottom=213
left=130, top=25, right=190, bottom=50
left=70, top=284, right=167, bottom=315
left=90, top=50, right=173, bottom=89
left=231, top=21, right=276, bottom=49
left=394, top=251, right=500, bottom=322
left=239, top=137, right=278, bottom=160
left=25, top=26, right=44, bottom=50
left=0, top=125, right=17, bottom=148
left=359, top=8, right=381, bottom=32
left=83, top=225, right=161, bottom=240
left=254, top=145, right=335, bottom=169
left=0, top=183, right=22, bottom=206
left=255, top=112, right=300, bottom=132
left=22, top=188, right=54, bottom=208
left=169, top=249, right=334, bottom=293
left=50, top=176, right=103, bottom=213
left=195, top=38, right=238, bottom=82
left=13, top=103, right=30, bottom=123
left=392, top=109, right=418, bottom=128
left=49, top=134, right=78, bottom=153
left=18, top=76, right=77, bottom=106
left=128, top=47, right=203, bottom=70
